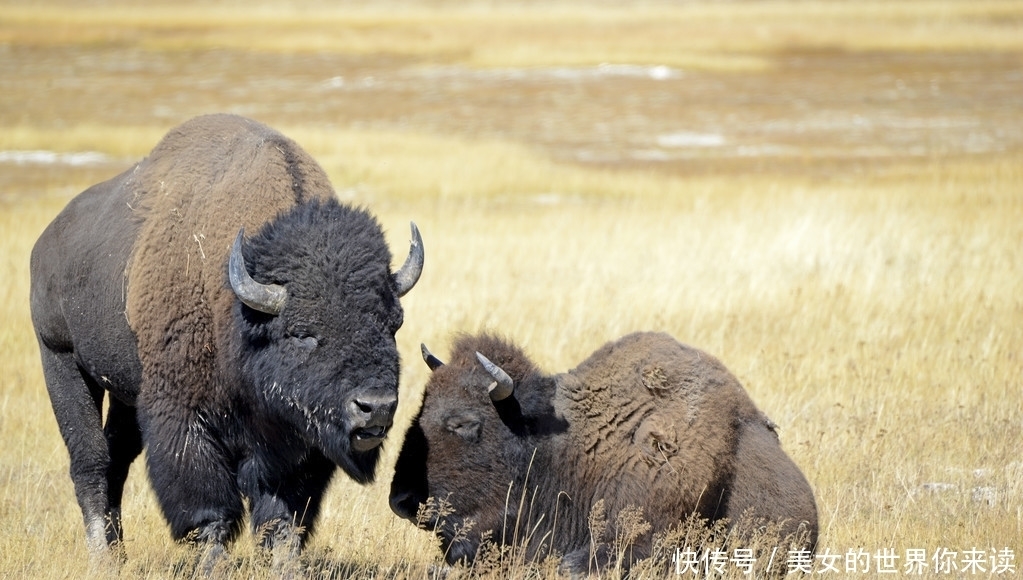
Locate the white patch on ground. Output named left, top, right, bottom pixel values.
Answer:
left=656, top=132, right=726, bottom=148
left=0, top=150, right=111, bottom=166
left=406, top=63, right=683, bottom=84
left=914, top=463, right=1021, bottom=506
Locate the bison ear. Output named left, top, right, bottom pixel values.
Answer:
left=445, top=412, right=482, bottom=442
left=421, top=343, right=444, bottom=370
left=476, top=352, right=514, bottom=402
left=229, top=229, right=288, bottom=315
left=392, top=222, right=424, bottom=297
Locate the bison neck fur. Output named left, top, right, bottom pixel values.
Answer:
left=390, top=331, right=818, bottom=571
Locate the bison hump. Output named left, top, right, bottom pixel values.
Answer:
left=564, top=332, right=752, bottom=481
left=125, top=114, right=336, bottom=405
left=571, top=331, right=741, bottom=407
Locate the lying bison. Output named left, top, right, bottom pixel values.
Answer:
left=390, top=332, right=817, bottom=571
left=30, top=114, right=423, bottom=564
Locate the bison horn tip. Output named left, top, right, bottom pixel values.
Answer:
left=475, top=352, right=514, bottom=402
left=393, top=222, right=424, bottom=297
left=421, top=343, right=445, bottom=370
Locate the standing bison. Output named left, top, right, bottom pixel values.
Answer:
left=390, top=332, right=817, bottom=571
left=29, top=114, right=423, bottom=564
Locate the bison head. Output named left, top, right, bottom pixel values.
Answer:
left=389, top=334, right=567, bottom=564
left=228, top=199, right=422, bottom=483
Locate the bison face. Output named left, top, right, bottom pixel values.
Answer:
left=390, top=336, right=566, bottom=564
left=229, top=201, right=422, bottom=483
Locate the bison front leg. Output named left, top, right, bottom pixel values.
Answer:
left=38, top=347, right=121, bottom=561
left=139, top=408, right=244, bottom=570
left=242, top=449, right=336, bottom=570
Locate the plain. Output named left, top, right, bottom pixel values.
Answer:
left=1, top=1, right=1021, bottom=577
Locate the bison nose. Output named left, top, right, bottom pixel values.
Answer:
left=351, top=392, right=397, bottom=427
left=389, top=490, right=422, bottom=522
left=349, top=392, right=397, bottom=452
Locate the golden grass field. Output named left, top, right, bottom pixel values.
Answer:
left=1, top=0, right=1021, bottom=577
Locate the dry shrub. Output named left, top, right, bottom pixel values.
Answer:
left=632, top=512, right=812, bottom=579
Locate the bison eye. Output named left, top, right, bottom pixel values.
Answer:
left=283, top=333, right=318, bottom=364
left=288, top=335, right=319, bottom=351
left=445, top=413, right=481, bottom=442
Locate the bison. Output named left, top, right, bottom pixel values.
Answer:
left=389, top=331, right=818, bottom=572
left=29, top=114, right=424, bottom=565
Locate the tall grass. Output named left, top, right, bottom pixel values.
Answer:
left=3, top=138, right=1020, bottom=577
left=1, top=0, right=1021, bottom=577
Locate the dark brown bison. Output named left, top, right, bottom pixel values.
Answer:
left=29, top=114, right=423, bottom=565
left=390, top=332, right=817, bottom=571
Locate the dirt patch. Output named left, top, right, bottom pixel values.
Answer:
left=3, top=44, right=1021, bottom=180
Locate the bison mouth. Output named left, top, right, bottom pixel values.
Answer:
left=268, top=388, right=394, bottom=482
left=351, top=425, right=387, bottom=452
left=346, top=391, right=396, bottom=453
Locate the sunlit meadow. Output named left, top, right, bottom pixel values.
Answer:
left=1, top=1, right=1020, bottom=577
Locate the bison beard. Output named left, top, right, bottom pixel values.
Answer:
left=29, top=114, right=423, bottom=568
left=389, top=332, right=819, bottom=573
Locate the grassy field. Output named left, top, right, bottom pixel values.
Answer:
left=1, top=1, right=1021, bottom=578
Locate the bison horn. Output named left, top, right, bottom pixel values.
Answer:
left=421, top=343, right=445, bottom=370
left=229, top=229, right=288, bottom=315
left=475, top=352, right=514, bottom=402
left=392, top=222, right=424, bottom=297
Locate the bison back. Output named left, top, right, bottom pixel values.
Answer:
left=564, top=331, right=757, bottom=529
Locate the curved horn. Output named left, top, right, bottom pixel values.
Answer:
left=228, top=229, right=287, bottom=315
left=476, top=352, right=514, bottom=402
left=421, top=343, right=445, bottom=371
left=392, top=222, right=424, bottom=298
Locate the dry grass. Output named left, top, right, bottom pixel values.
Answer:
left=3, top=1, right=1023, bottom=69
left=3, top=147, right=1020, bottom=578
left=1, top=0, right=1021, bottom=578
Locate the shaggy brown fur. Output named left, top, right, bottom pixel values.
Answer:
left=390, top=331, right=818, bottom=571
left=126, top=114, right=334, bottom=414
